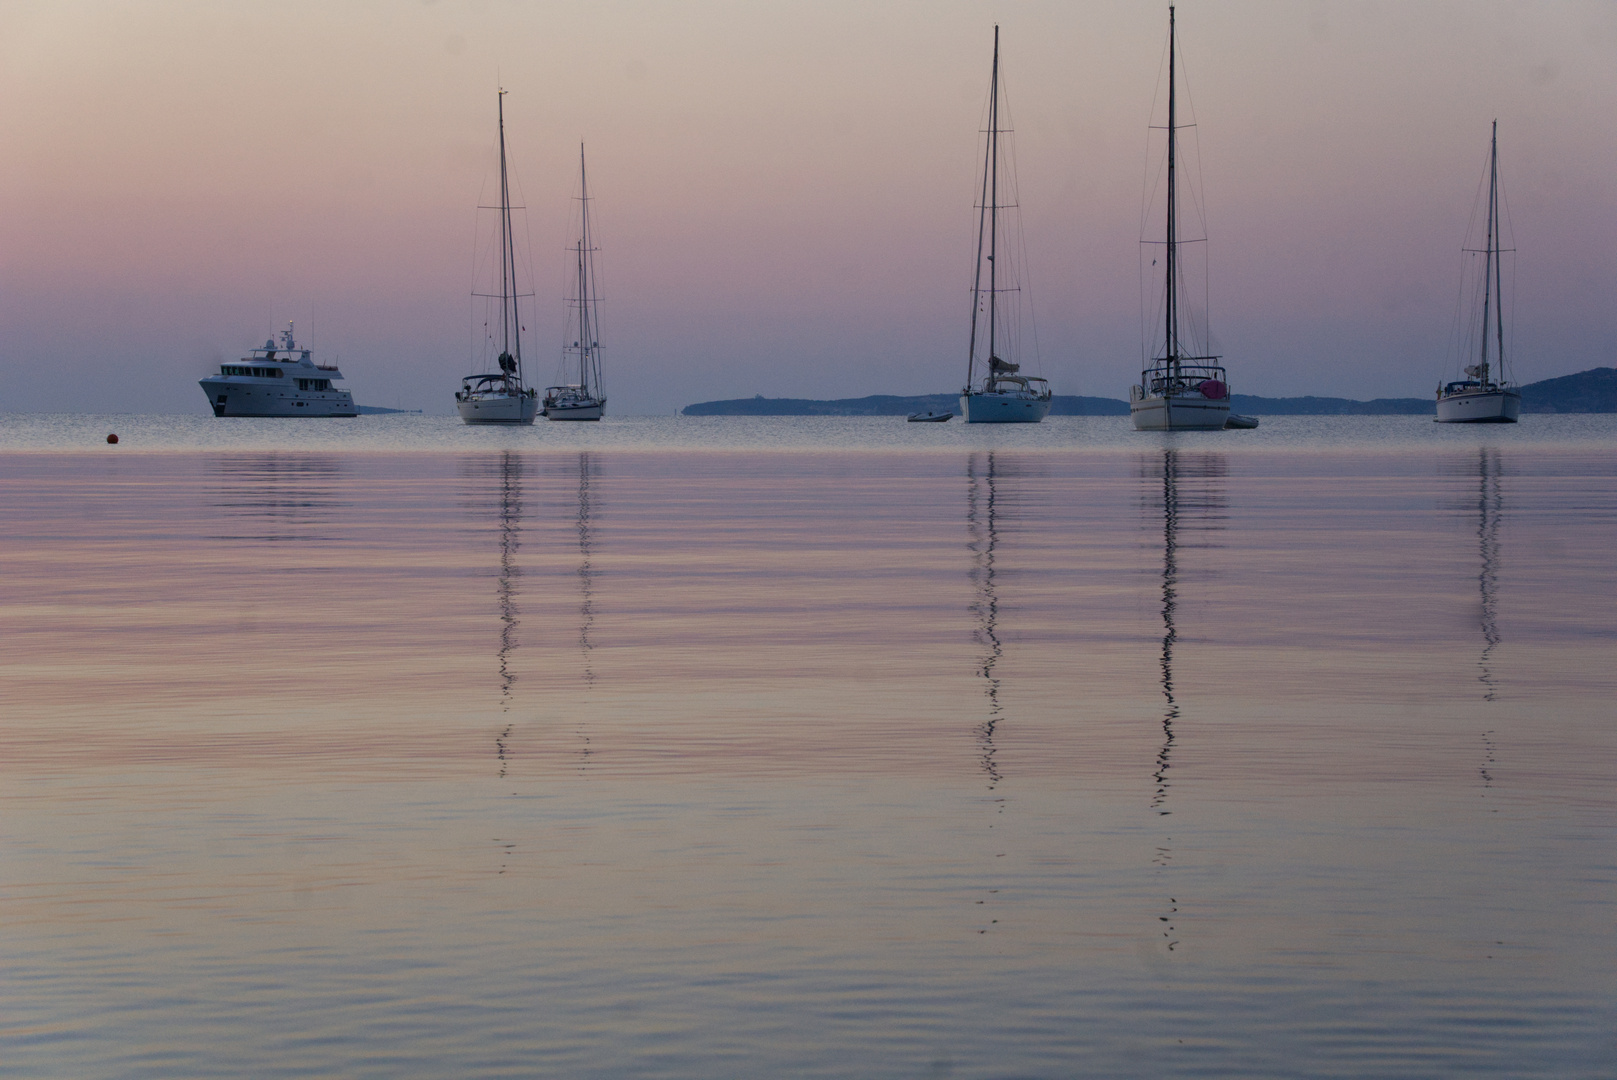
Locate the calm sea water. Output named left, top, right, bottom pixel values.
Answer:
left=2, top=415, right=1613, bottom=1078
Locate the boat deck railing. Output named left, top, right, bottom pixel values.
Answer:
left=1135, top=361, right=1228, bottom=401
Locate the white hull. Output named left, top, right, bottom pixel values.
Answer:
left=959, top=392, right=1051, bottom=423
left=200, top=379, right=356, bottom=417
left=1130, top=393, right=1230, bottom=431
left=545, top=398, right=604, bottom=421
left=1436, top=388, right=1520, bottom=423
left=457, top=394, right=539, bottom=425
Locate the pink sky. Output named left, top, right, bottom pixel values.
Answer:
left=1, top=0, right=1613, bottom=414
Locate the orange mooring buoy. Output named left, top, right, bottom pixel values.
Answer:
left=106, top=433, right=119, bottom=444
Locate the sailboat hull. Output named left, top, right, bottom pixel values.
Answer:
left=1436, top=388, right=1520, bottom=423
left=544, top=398, right=604, bottom=421
left=457, top=394, right=539, bottom=425
left=959, top=393, right=1051, bottom=423
left=1130, top=393, right=1230, bottom=431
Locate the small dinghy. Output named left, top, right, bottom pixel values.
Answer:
left=908, top=411, right=953, bottom=422
left=1224, top=413, right=1259, bottom=429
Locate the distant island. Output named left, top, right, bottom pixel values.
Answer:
left=358, top=405, right=425, bottom=415
left=682, top=368, right=1617, bottom=417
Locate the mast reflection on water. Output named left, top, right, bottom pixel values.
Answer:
left=1140, top=447, right=1226, bottom=952
left=459, top=451, right=525, bottom=777
left=1475, top=447, right=1504, bottom=703
left=573, top=452, right=599, bottom=771
left=966, top=452, right=1005, bottom=790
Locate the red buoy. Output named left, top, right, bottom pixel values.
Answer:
left=106, top=433, right=119, bottom=444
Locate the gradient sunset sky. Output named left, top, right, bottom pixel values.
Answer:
left=2, top=1, right=1613, bottom=415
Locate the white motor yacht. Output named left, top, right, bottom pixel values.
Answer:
left=200, top=324, right=356, bottom=417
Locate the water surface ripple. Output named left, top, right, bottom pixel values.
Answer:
left=1, top=417, right=1613, bottom=1078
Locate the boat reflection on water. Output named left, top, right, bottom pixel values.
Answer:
left=1140, top=447, right=1226, bottom=952
left=1473, top=447, right=1506, bottom=806
left=965, top=451, right=1017, bottom=790
left=965, top=451, right=1038, bottom=934
left=963, top=452, right=1041, bottom=788
left=1475, top=447, right=1504, bottom=703
left=207, top=454, right=347, bottom=543
left=459, top=451, right=526, bottom=777
left=572, top=452, right=599, bottom=770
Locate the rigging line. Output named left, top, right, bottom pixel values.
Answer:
left=965, top=31, right=996, bottom=388
left=1140, top=13, right=1172, bottom=236
left=998, top=78, right=1043, bottom=373
left=1501, top=181, right=1517, bottom=378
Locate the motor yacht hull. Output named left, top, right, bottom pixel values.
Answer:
left=457, top=394, right=539, bottom=425
left=1130, top=393, right=1230, bottom=431
left=200, top=379, right=356, bottom=417
left=959, top=393, right=1051, bottom=424
left=1436, top=388, right=1520, bottom=423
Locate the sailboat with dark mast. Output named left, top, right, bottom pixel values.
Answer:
left=456, top=89, right=540, bottom=425
left=1437, top=121, right=1521, bottom=423
left=958, top=26, right=1051, bottom=424
left=1129, top=7, right=1241, bottom=432
left=544, top=144, right=607, bottom=421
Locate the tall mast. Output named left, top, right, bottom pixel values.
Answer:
left=1491, top=121, right=1505, bottom=384
left=1478, top=121, right=1496, bottom=385
left=498, top=89, right=523, bottom=387
left=1165, top=6, right=1178, bottom=373
left=576, top=142, right=594, bottom=395
left=987, top=25, right=1000, bottom=369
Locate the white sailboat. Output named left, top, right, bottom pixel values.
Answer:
left=1437, top=122, right=1521, bottom=424
left=958, top=27, right=1051, bottom=425
left=456, top=89, right=539, bottom=426
left=1129, top=7, right=1244, bottom=432
left=544, top=144, right=607, bottom=421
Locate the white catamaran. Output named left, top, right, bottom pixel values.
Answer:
left=544, top=144, right=607, bottom=421
left=1130, top=7, right=1246, bottom=432
left=1437, top=122, right=1521, bottom=424
left=456, top=89, right=539, bottom=426
left=958, top=26, right=1051, bottom=425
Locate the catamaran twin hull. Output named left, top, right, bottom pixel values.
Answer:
left=1436, top=388, right=1520, bottom=423
left=456, top=394, right=539, bottom=424
left=1129, top=394, right=1230, bottom=431
left=959, top=392, right=1052, bottom=423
